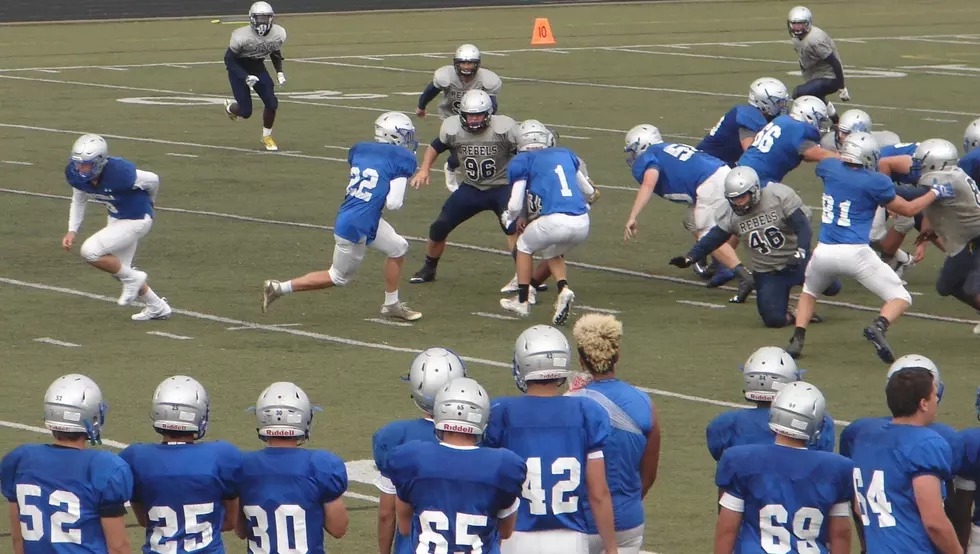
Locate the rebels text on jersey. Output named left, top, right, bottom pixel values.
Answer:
left=65, top=157, right=153, bottom=220
left=697, top=105, right=769, bottom=167
left=630, top=143, right=726, bottom=204
left=335, top=141, right=417, bottom=244
left=507, top=147, right=588, bottom=218
left=738, top=115, right=821, bottom=186
left=816, top=158, right=895, bottom=245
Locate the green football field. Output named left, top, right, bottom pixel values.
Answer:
left=2, top=0, right=980, bottom=551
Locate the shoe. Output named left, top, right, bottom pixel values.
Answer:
left=410, top=265, right=436, bottom=284
left=223, top=99, right=239, bottom=120
left=444, top=162, right=459, bottom=192
left=262, top=280, right=283, bottom=313
left=729, top=278, right=754, bottom=304
left=706, top=266, right=735, bottom=288
left=501, top=274, right=519, bottom=293
left=500, top=297, right=530, bottom=317
left=132, top=298, right=172, bottom=321
left=892, top=258, right=915, bottom=285
left=553, top=287, right=575, bottom=325
left=693, top=258, right=717, bottom=280
left=503, top=288, right=537, bottom=307
left=262, top=135, right=278, bottom=151
left=974, top=323, right=980, bottom=335
left=382, top=301, right=422, bottom=321
left=118, top=270, right=147, bottom=306
left=788, top=307, right=824, bottom=324
left=786, top=334, right=804, bottom=359
left=863, top=322, right=895, bottom=364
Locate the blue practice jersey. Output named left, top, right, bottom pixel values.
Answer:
left=334, top=141, right=417, bottom=244
left=388, top=442, right=526, bottom=554
left=955, top=428, right=980, bottom=525
left=1, top=444, right=133, bottom=554
left=239, top=447, right=348, bottom=554
left=507, top=147, right=588, bottom=217
left=841, top=417, right=962, bottom=490
left=570, top=378, right=652, bottom=532
left=697, top=104, right=769, bottom=167
left=816, top=158, right=896, bottom=245
left=738, top=115, right=821, bottom=186
left=716, top=444, right=855, bottom=554
left=880, top=142, right=920, bottom=184
left=65, top=157, right=153, bottom=220
left=483, top=395, right=610, bottom=533
left=119, top=441, right=243, bottom=554
left=960, top=147, right=980, bottom=183
left=372, top=418, right=436, bottom=554
left=706, top=407, right=835, bottom=462
left=842, top=420, right=952, bottom=554
left=630, top=143, right=726, bottom=205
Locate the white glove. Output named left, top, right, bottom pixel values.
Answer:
left=500, top=212, right=513, bottom=230
left=277, top=72, right=286, bottom=87
left=245, top=75, right=260, bottom=87
left=838, top=87, right=850, bottom=102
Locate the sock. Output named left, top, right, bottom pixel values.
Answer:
left=518, top=284, right=530, bottom=304
left=385, top=290, right=399, bottom=306
left=425, top=255, right=440, bottom=269
left=556, top=279, right=568, bottom=292
left=140, top=287, right=164, bottom=308
left=874, top=315, right=890, bottom=331
left=113, top=266, right=134, bottom=280
left=793, top=326, right=807, bottom=339
left=281, top=281, right=293, bottom=294
left=894, top=249, right=912, bottom=265
left=530, top=277, right=542, bottom=288
left=263, top=128, right=273, bottom=137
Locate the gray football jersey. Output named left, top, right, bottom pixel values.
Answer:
left=792, top=26, right=841, bottom=81
left=439, top=115, right=517, bottom=188
left=432, top=66, right=503, bottom=119
left=819, top=130, right=901, bottom=151
left=715, top=182, right=808, bottom=272
left=229, top=24, right=287, bottom=59
left=922, top=168, right=980, bottom=255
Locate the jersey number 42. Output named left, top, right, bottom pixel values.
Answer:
left=522, top=456, right=581, bottom=516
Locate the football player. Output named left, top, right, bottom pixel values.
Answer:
left=962, top=118, right=980, bottom=182
left=952, top=387, right=980, bottom=551
left=416, top=44, right=501, bottom=120
left=842, top=366, right=960, bottom=554
left=697, top=77, right=790, bottom=167
left=409, top=90, right=519, bottom=284
left=236, top=382, right=349, bottom=552
left=499, top=120, right=596, bottom=324
left=714, top=382, right=853, bottom=554
left=786, top=132, right=951, bottom=362
left=706, top=347, right=834, bottom=464
left=222, top=1, right=287, bottom=151
left=262, top=112, right=422, bottom=321
left=372, top=347, right=466, bottom=554
left=1, top=375, right=133, bottom=554
left=62, top=134, right=171, bottom=321
left=484, top=325, right=619, bottom=554
left=386, top=377, right=527, bottom=554
left=118, top=376, right=243, bottom=554
left=568, top=313, right=660, bottom=554
left=737, top=95, right=839, bottom=187
left=669, top=167, right=842, bottom=326
left=623, top=124, right=753, bottom=291
left=787, top=6, right=849, bottom=105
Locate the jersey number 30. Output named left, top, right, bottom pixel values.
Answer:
left=522, top=456, right=581, bottom=516
left=244, top=504, right=309, bottom=554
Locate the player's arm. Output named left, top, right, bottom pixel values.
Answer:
left=824, top=52, right=845, bottom=89
left=825, top=500, right=853, bottom=554
left=7, top=503, right=24, bottom=554
left=713, top=504, right=742, bottom=554
left=386, top=177, right=408, bottom=211
left=134, top=169, right=160, bottom=205
left=915, top=215, right=946, bottom=253
left=395, top=497, right=413, bottom=537
left=878, top=154, right=913, bottom=178
left=786, top=207, right=813, bottom=260
left=410, top=139, right=448, bottom=188
left=221, top=497, right=239, bottom=532
left=130, top=501, right=148, bottom=527
left=377, top=492, right=397, bottom=554
left=223, top=48, right=249, bottom=81
left=101, top=515, right=133, bottom=554
left=416, top=83, right=441, bottom=115
left=913, top=474, right=963, bottom=554
left=885, top=185, right=945, bottom=217
left=586, top=456, right=619, bottom=554
left=323, top=497, right=349, bottom=539
left=624, top=167, right=659, bottom=240
left=496, top=495, right=520, bottom=540
left=801, top=144, right=839, bottom=162
left=640, top=403, right=661, bottom=499
left=235, top=507, right=248, bottom=540
left=270, top=50, right=284, bottom=73
left=63, top=189, right=89, bottom=250
left=675, top=226, right=734, bottom=266
left=503, top=179, right=527, bottom=229
left=950, top=482, right=974, bottom=549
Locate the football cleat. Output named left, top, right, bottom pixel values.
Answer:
left=381, top=302, right=422, bottom=321
left=786, top=335, right=805, bottom=359
left=118, top=270, right=147, bottom=306
left=132, top=298, right=172, bottom=321
left=410, top=265, right=436, bottom=284
left=501, top=275, right=520, bottom=293
left=553, top=287, right=575, bottom=326
left=864, top=322, right=895, bottom=364
left=974, top=323, right=980, bottom=336
left=262, top=280, right=283, bottom=313
left=891, top=257, right=915, bottom=285
left=788, top=307, right=823, bottom=324
left=500, top=297, right=530, bottom=317
left=262, top=136, right=279, bottom=151
left=444, top=162, right=459, bottom=192
left=502, top=288, right=537, bottom=307
left=223, top=99, right=239, bottom=120
left=729, top=278, right=755, bottom=304
left=692, top=259, right=715, bottom=280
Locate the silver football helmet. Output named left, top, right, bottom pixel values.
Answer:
left=43, top=374, right=107, bottom=445
left=432, top=377, right=490, bottom=436
left=374, top=111, right=418, bottom=152
left=453, top=44, right=482, bottom=77
left=886, top=354, right=944, bottom=402
left=789, top=96, right=830, bottom=132
left=624, top=124, right=663, bottom=167
left=150, top=376, right=210, bottom=439
left=748, top=78, right=790, bottom=118
left=516, top=119, right=554, bottom=152
left=769, top=381, right=826, bottom=441
left=965, top=118, right=980, bottom=153
left=837, top=109, right=872, bottom=141
left=458, top=90, right=493, bottom=132
left=742, top=346, right=801, bottom=402
left=408, top=347, right=467, bottom=414
left=513, top=325, right=571, bottom=392
left=249, top=1, right=275, bottom=36
left=69, top=134, right=109, bottom=181
left=787, top=6, right=813, bottom=39
left=254, top=382, right=316, bottom=440
left=839, top=132, right=880, bottom=169
left=724, top=166, right=762, bottom=216
left=914, top=139, right=959, bottom=173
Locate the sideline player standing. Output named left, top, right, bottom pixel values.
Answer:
left=787, top=6, right=849, bottom=105
left=223, top=1, right=287, bottom=151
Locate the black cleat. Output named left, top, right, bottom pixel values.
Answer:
left=786, top=335, right=804, bottom=359
left=863, top=323, right=895, bottom=364
left=729, top=278, right=755, bottom=304
left=410, top=265, right=436, bottom=284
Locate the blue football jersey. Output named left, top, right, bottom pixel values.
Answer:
left=955, top=428, right=980, bottom=525
left=239, top=447, right=347, bottom=554
left=630, top=142, right=726, bottom=205
left=65, top=157, right=153, bottom=220
left=843, top=421, right=952, bottom=553
left=483, top=395, right=610, bottom=533
left=815, top=158, right=896, bottom=245
left=880, top=142, right=920, bottom=184
left=706, top=407, right=835, bottom=462
left=959, top=147, right=980, bottom=183
left=716, top=444, right=855, bottom=554
left=697, top=104, right=768, bottom=167
left=388, top=442, right=526, bottom=554
left=372, top=418, right=437, bottom=554
left=119, top=441, right=243, bottom=554
left=0, top=444, right=133, bottom=554
left=738, top=115, right=821, bottom=186
left=334, top=141, right=417, bottom=244
left=507, top=147, right=588, bottom=217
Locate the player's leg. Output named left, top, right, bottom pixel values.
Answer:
left=411, top=184, right=484, bottom=283
left=786, top=246, right=839, bottom=358
left=755, top=270, right=793, bottom=328
left=615, top=525, right=645, bottom=554
left=79, top=216, right=153, bottom=307
left=791, top=78, right=837, bottom=102
left=254, top=71, right=279, bottom=151
left=501, top=218, right=550, bottom=317
left=225, top=72, right=253, bottom=119
left=372, top=219, right=420, bottom=321
left=261, top=235, right=364, bottom=312
left=695, top=168, right=749, bottom=289
left=880, top=215, right=916, bottom=280
left=112, top=216, right=171, bottom=321
left=853, top=245, right=912, bottom=363
left=545, top=214, right=589, bottom=325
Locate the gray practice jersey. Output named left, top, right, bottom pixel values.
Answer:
left=792, top=26, right=841, bottom=81
left=819, top=130, right=901, bottom=151
left=921, top=167, right=980, bottom=255
left=229, top=24, right=287, bottom=60
left=715, top=182, right=809, bottom=272
left=432, top=66, right=503, bottom=119
left=439, top=115, right=518, bottom=188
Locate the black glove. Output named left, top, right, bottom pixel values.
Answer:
left=669, top=256, right=694, bottom=269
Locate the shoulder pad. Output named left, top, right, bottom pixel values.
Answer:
left=490, top=115, right=517, bottom=133
left=440, top=117, right=463, bottom=137
left=478, top=69, right=502, bottom=90
left=433, top=66, right=456, bottom=88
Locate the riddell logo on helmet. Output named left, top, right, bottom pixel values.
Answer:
left=263, top=429, right=297, bottom=436
left=441, top=423, right=477, bottom=433
left=158, top=423, right=190, bottom=430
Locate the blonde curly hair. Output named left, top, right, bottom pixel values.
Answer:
left=572, top=313, right=623, bottom=374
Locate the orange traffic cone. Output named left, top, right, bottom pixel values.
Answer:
left=531, top=18, right=556, bottom=45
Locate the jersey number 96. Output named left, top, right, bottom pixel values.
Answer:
left=463, top=158, right=496, bottom=182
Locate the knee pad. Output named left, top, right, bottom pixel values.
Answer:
left=429, top=216, right=454, bottom=242
left=79, top=237, right=105, bottom=262
left=390, top=236, right=409, bottom=259
left=823, top=279, right=843, bottom=297
left=327, top=266, right=350, bottom=287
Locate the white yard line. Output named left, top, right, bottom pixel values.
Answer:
left=364, top=317, right=413, bottom=327
left=2, top=160, right=33, bottom=165
left=676, top=300, right=727, bottom=309
left=33, top=337, right=81, bottom=347
left=146, top=331, right=194, bottom=340
left=472, top=311, right=520, bottom=321
left=576, top=305, right=622, bottom=314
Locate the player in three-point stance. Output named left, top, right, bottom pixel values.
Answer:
left=236, top=382, right=350, bottom=552
left=261, top=112, right=422, bottom=322
left=1, top=374, right=134, bottom=554
left=63, top=133, right=171, bottom=321
left=223, top=1, right=287, bottom=151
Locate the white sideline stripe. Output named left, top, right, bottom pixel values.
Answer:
left=676, top=300, right=726, bottom=309
left=364, top=317, right=413, bottom=327
left=577, top=305, right=621, bottom=314
left=2, top=160, right=33, bottom=165
left=472, top=311, right=520, bottom=321
left=146, top=331, right=193, bottom=340
left=3, top=186, right=977, bottom=327
left=226, top=323, right=302, bottom=330
left=166, top=152, right=199, bottom=158
left=33, top=337, right=81, bottom=347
